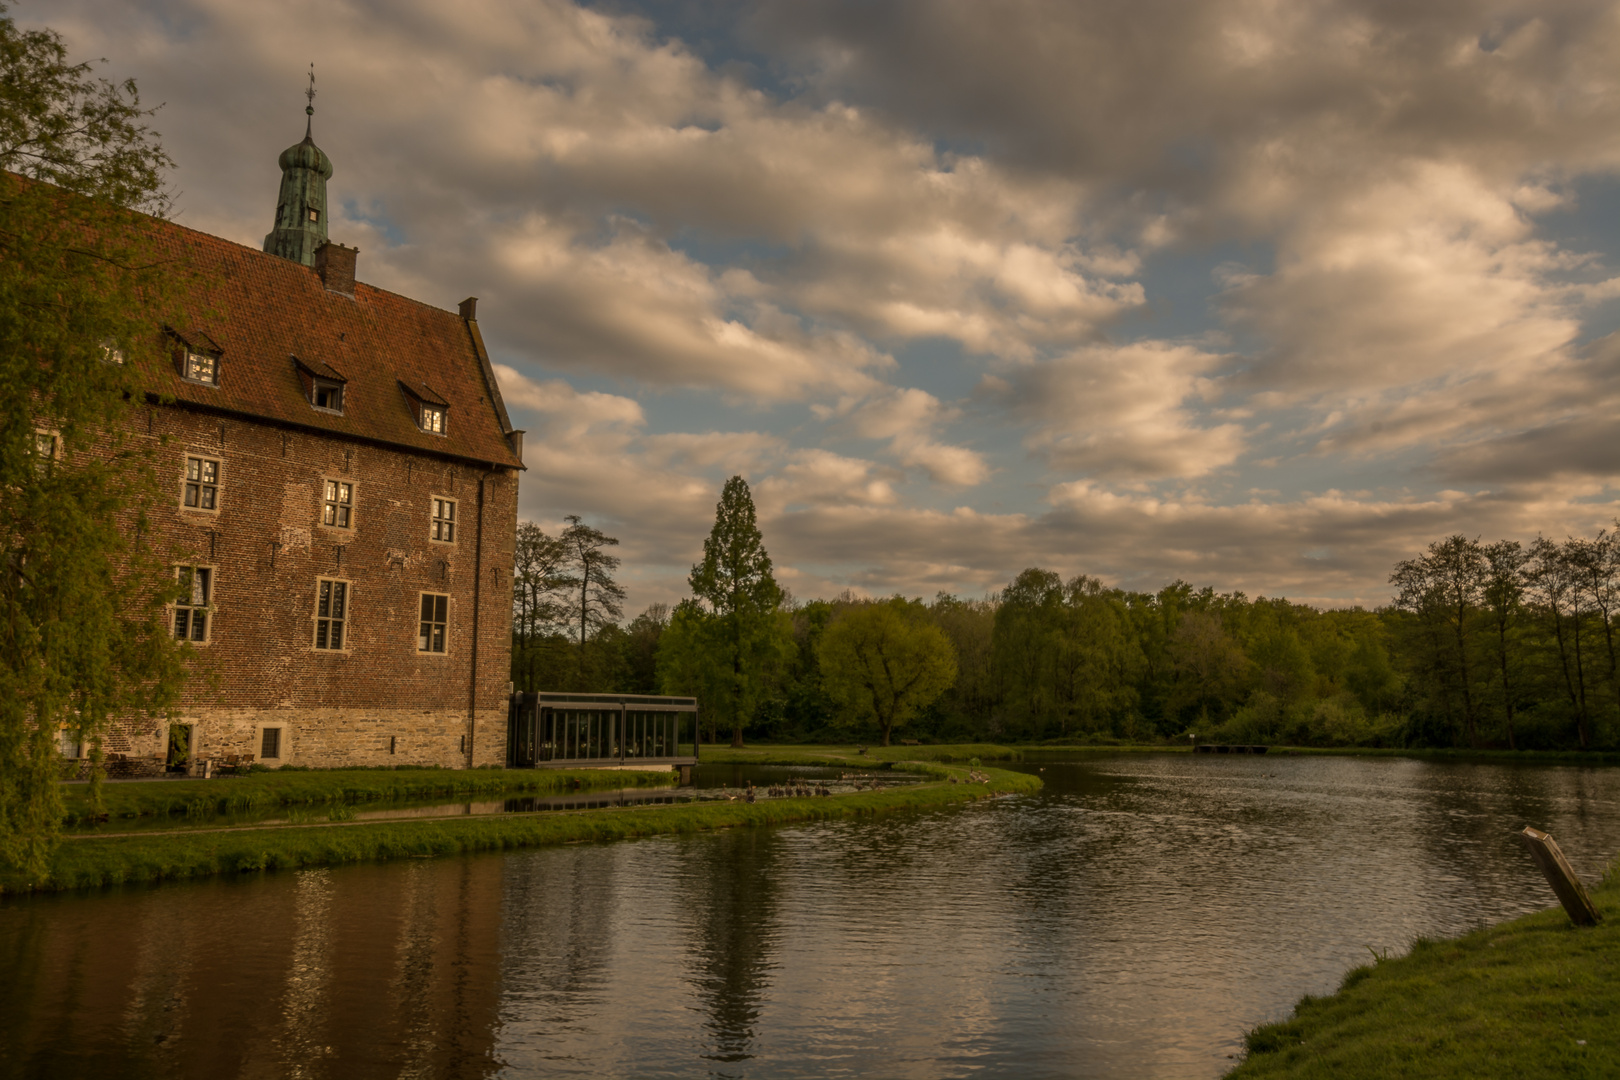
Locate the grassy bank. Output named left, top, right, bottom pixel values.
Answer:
left=62, top=767, right=673, bottom=825
left=1229, top=863, right=1620, bottom=1078
left=11, top=764, right=1039, bottom=895
left=1257, top=746, right=1620, bottom=766
left=698, top=743, right=1022, bottom=766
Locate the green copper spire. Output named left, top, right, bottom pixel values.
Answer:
left=264, top=66, right=333, bottom=267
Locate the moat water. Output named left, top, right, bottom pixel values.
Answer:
left=5, top=754, right=1620, bottom=1079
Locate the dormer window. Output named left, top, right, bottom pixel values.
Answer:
left=169, top=328, right=224, bottom=386
left=294, top=356, right=348, bottom=415
left=399, top=379, right=451, bottom=437
left=185, top=350, right=218, bottom=384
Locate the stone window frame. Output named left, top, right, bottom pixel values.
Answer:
left=255, top=722, right=289, bottom=766
left=311, top=576, right=354, bottom=653
left=318, top=476, right=358, bottom=532
left=32, top=428, right=60, bottom=472
left=171, top=562, right=216, bottom=645
left=429, top=494, right=457, bottom=545
left=59, top=726, right=84, bottom=760
left=417, top=591, right=451, bottom=656
left=180, top=453, right=223, bottom=515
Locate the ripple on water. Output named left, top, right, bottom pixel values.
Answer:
left=3, top=753, right=1619, bottom=1079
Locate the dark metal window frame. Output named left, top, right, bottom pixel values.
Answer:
left=313, top=577, right=351, bottom=651
left=321, top=477, right=355, bottom=529
left=183, top=455, right=221, bottom=512
left=174, top=563, right=214, bottom=643
left=418, top=592, right=449, bottom=654
left=430, top=496, right=456, bottom=543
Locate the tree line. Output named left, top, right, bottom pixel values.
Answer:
left=515, top=491, right=1620, bottom=752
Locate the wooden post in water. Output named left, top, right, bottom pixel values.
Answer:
left=1519, top=826, right=1602, bottom=927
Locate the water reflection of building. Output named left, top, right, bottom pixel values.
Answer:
left=0, top=859, right=506, bottom=1079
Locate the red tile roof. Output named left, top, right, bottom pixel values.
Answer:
left=139, top=218, right=522, bottom=469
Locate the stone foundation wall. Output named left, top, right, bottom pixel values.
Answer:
left=93, top=707, right=510, bottom=772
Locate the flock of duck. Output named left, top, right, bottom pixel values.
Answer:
left=712, top=774, right=903, bottom=803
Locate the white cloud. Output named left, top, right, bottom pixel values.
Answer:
left=999, top=341, right=1245, bottom=481
left=28, top=0, right=1620, bottom=615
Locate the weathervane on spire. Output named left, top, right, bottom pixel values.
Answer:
left=303, top=63, right=316, bottom=137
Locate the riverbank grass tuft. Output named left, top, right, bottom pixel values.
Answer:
left=1228, top=864, right=1620, bottom=1079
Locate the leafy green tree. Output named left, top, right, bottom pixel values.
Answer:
left=621, top=603, right=669, bottom=694
left=1480, top=539, right=1529, bottom=749
left=1168, top=610, right=1251, bottom=727
left=1, top=9, right=186, bottom=876
left=928, top=592, right=1001, bottom=736
left=1392, top=536, right=1487, bottom=748
left=1527, top=535, right=1598, bottom=748
left=819, top=597, right=958, bottom=746
left=684, top=477, right=794, bottom=746
left=658, top=600, right=729, bottom=742
left=559, top=515, right=626, bottom=683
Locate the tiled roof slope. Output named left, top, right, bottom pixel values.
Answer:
left=140, top=218, right=522, bottom=469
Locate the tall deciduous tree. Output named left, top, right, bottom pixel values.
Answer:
left=510, top=521, right=572, bottom=691
left=1481, top=539, right=1529, bottom=750
left=683, top=476, right=793, bottom=746
left=1392, top=536, right=1486, bottom=748
left=1, top=9, right=186, bottom=876
left=559, top=515, right=626, bottom=681
left=819, top=597, right=958, bottom=746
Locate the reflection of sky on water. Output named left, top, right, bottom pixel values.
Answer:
left=3, top=755, right=1620, bottom=1079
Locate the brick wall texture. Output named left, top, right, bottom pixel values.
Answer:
left=98, top=404, right=518, bottom=771
left=55, top=206, right=530, bottom=774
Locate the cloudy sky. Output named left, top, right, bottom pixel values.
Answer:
left=26, top=0, right=1620, bottom=613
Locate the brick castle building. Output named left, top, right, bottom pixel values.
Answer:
left=99, top=104, right=523, bottom=772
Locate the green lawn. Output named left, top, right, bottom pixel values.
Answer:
left=62, top=766, right=675, bottom=825
left=697, top=742, right=1022, bottom=766
left=12, top=762, right=1040, bottom=894
left=1229, top=865, right=1620, bottom=1079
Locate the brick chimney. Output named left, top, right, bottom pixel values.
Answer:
left=459, top=296, right=477, bottom=320
left=314, top=241, right=358, bottom=297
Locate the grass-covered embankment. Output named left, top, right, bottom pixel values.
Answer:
left=698, top=743, right=1021, bottom=766
left=10, top=763, right=1039, bottom=895
left=62, top=766, right=670, bottom=825
left=1228, top=862, right=1620, bottom=1079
